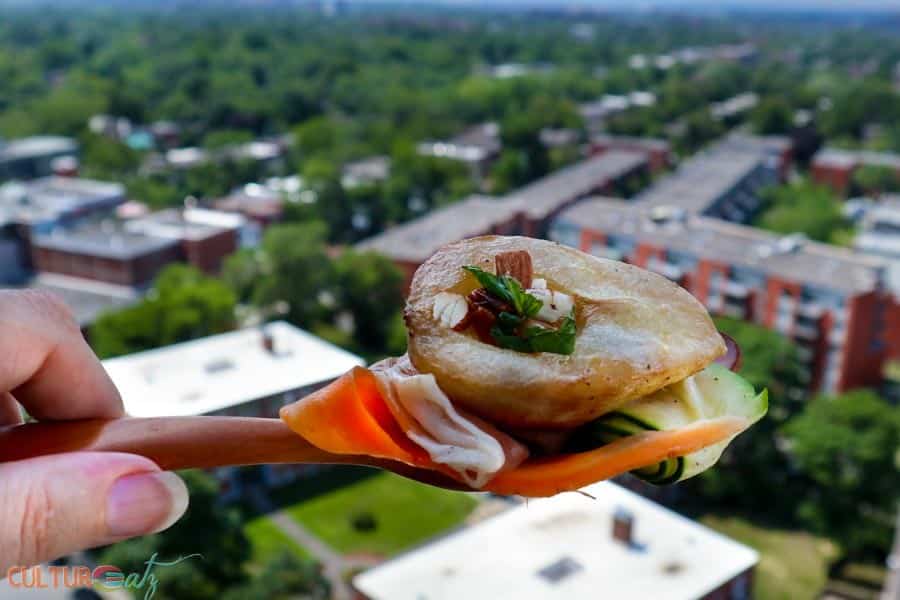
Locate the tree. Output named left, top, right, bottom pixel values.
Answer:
left=754, top=180, right=853, bottom=245
left=302, top=158, right=354, bottom=243
left=99, top=471, right=252, bottom=600
left=222, top=552, right=331, bottom=600
left=783, top=390, right=900, bottom=561
left=750, top=97, right=794, bottom=135
left=852, top=164, right=900, bottom=197
left=333, top=250, right=405, bottom=354
left=90, top=265, right=236, bottom=358
left=677, top=110, right=724, bottom=155
left=246, top=221, right=337, bottom=328
left=80, top=134, right=141, bottom=178
left=500, top=111, right=549, bottom=185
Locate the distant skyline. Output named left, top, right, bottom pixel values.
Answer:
left=433, top=0, right=900, bottom=9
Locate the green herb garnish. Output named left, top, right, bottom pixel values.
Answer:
left=462, top=266, right=542, bottom=317
left=464, top=265, right=576, bottom=356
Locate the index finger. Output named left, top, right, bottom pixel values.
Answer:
left=0, top=290, right=124, bottom=421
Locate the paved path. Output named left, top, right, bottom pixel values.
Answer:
left=248, top=486, right=353, bottom=600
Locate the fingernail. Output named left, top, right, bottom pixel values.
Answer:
left=106, top=471, right=189, bottom=537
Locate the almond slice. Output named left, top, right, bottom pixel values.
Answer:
left=495, top=251, right=533, bottom=289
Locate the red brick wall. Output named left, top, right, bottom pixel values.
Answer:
left=886, top=297, right=900, bottom=361
left=811, top=163, right=854, bottom=196
left=32, top=245, right=181, bottom=286
left=579, top=229, right=606, bottom=254
left=181, top=229, right=239, bottom=274
left=761, top=279, right=801, bottom=329
left=839, top=291, right=891, bottom=390
left=630, top=243, right=663, bottom=269
left=692, top=259, right=730, bottom=305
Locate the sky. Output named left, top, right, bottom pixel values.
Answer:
left=434, top=0, right=900, bottom=8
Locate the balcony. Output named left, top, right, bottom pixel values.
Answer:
left=793, top=323, right=821, bottom=341
left=647, top=258, right=683, bottom=281
left=796, top=302, right=826, bottom=319
left=721, top=280, right=750, bottom=298
left=719, top=302, right=747, bottom=319
left=828, top=327, right=846, bottom=346
left=795, top=345, right=815, bottom=363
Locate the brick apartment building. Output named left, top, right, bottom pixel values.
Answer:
left=551, top=197, right=894, bottom=393
left=31, top=207, right=243, bottom=287
left=589, top=134, right=672, bottom=173
left=0, top=136, right=78, bottom=180
left=357, top=151, right=648, bottom=288
left=811, top=147, right=900, bottom=196
left=126, top=207, right=243, bottom=273
left=0, top=177, right=126, bottom=283
left=417, top=122, right=502, bottom=183
left=103, top=321, right=364, bottom=500
left=635, top=137, right=784, bottom=223
left=357, top=194, right=522, bottom=288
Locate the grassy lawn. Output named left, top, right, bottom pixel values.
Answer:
left=702, top=515, right=839, bottom=600
left=285, top=471, right=478, bottom=557
left=244, top=515, right=310, bottom=567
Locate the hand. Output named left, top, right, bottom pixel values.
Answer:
left=0, top=291, right=189, bottom=573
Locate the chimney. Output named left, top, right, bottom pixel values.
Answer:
left=260, top=327, right=275, bottom=354
left=612, top=507, right=634, bottom=546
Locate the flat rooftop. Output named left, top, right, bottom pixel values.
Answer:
left=25, top=272, right=140, bottom=326
left=0, top=176, right=126, bottom=226
left=558, top=197, right=886, bottom=295
left=0, top=135, right=77, bottom=161
left=504, top=151, right=647, bottom=220
left=125, top=207, right=244, bottom=241
left=353, top=481, right=758, bottom=600
left=813, top=147, right=900, bottom=170
left=103, top=321, right=365, bottom=417
left=590, top=134, right=670, bottom=152
left=32, top=221, right=178, bottom=260
left=356, top=194, right=517, bottom=264
left=635, top=148, right=767, bottom=215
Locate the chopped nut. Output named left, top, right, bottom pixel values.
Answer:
left=495, top=251, right=533, bottom=288
left=529, top=288, right=574, bottom=323
left=468, top=304, right=498, bottom=344
left=468, top=288, right=512, bottom=314
left=432, top=292, right=469, bottom=330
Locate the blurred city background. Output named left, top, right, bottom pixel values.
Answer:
left=0, top=0, right=899, bottom=598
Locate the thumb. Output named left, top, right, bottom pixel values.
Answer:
left=0, top=452, right=189, bottom=571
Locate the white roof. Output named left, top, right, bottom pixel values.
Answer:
left=103, top=321, right=365, bottom=417
left=354, top=482, right=758, bottom=600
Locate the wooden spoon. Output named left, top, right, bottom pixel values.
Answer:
left=0, top=416, right=470, bottom=491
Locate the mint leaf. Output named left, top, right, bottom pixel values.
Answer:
left=463, top=266, right=514, bottom=305
left=462, top=266, right=542, bottom=316
left=463, top=265, right=574, bottom=356
left=496, top=311, right=524, bottom=332
left=526, top=315, right=577, bottom=355
left=502, top=275, right=543, bottom=317
left=490, top=325, right=533, bottom=352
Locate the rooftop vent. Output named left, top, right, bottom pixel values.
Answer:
left=758, top=232, right=807, bottom=259
left=205, top=358, right=235, bottom=374
left=774, top=233, right=807, bottom=254
left=612, top=506, right=635, bottom=546
left=537, top=557, right=583, bottom=584
left=647, top=205, right=687, bottom=225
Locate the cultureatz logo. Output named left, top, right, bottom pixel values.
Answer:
left=5, top=553, right=202, bottom=600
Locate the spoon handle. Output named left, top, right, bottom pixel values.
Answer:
left=0, top=416, right=351, bottom=471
